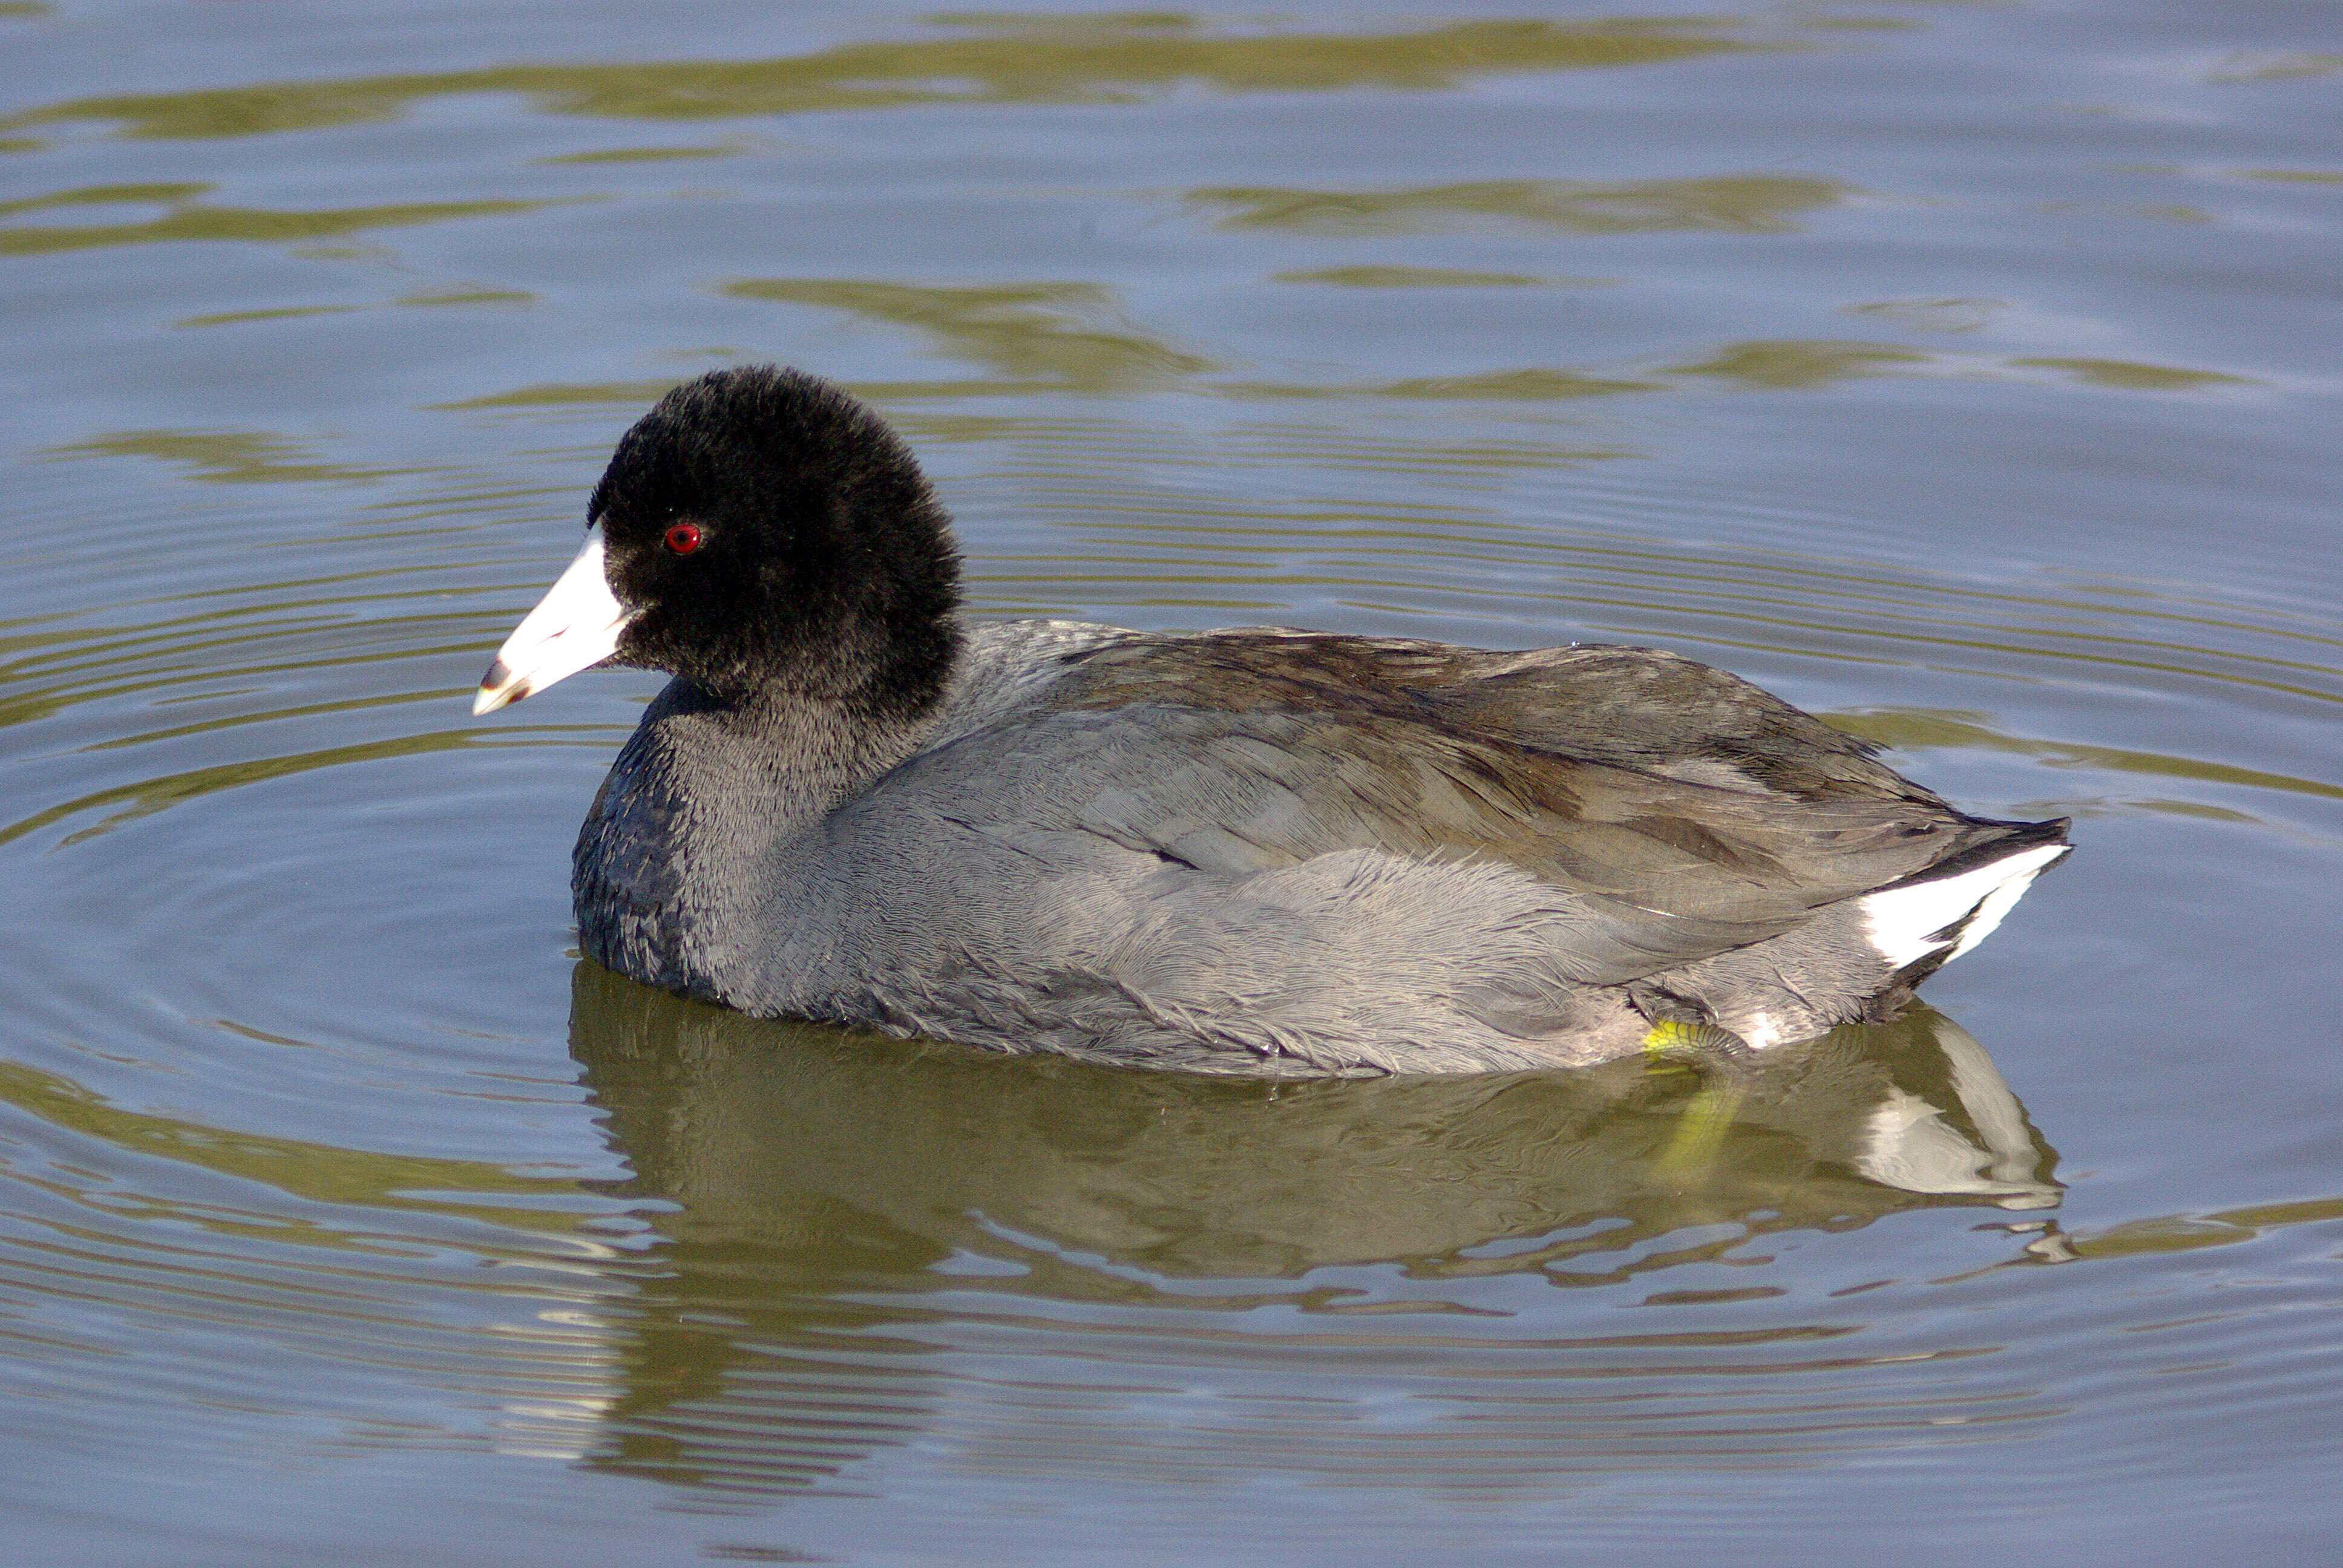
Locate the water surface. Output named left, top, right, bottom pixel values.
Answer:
left=4, top=2, right=2341, bottom=1563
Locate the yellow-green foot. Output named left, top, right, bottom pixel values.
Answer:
left=1642, top=1018, right=1755, bottom=1069
left=1641, top=1020, right=1755, bottom=1179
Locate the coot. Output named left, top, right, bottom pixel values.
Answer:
left=474, top=365, right=2067, bottom=1076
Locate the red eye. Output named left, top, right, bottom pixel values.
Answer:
left=664, top=522, right=703, bottom=555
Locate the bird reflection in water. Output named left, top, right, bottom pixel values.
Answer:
left=563, top=960, right=2057, bottom=1497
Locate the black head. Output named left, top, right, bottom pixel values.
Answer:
left=591, top=366, right=963, bottom=717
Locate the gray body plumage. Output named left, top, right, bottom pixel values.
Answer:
left=574, top=619, right=2058, bottom=1076
left=470, top=366, right=2067, bottom=1076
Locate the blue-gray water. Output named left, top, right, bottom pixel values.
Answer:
left=4, top=3, right=2340, bottom=1563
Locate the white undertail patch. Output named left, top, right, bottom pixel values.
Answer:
left=1859, top=843, right=2067, bottom=970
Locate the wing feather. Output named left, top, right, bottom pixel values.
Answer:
left=873, top=631, right=1985, bottom=985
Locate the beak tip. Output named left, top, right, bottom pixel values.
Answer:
left=473, top=659, right=525, bottom=716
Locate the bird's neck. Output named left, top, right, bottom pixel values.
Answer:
left=569, top=675, right=941, bottom=1000
left=666, top=677, right=937, bottom=820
